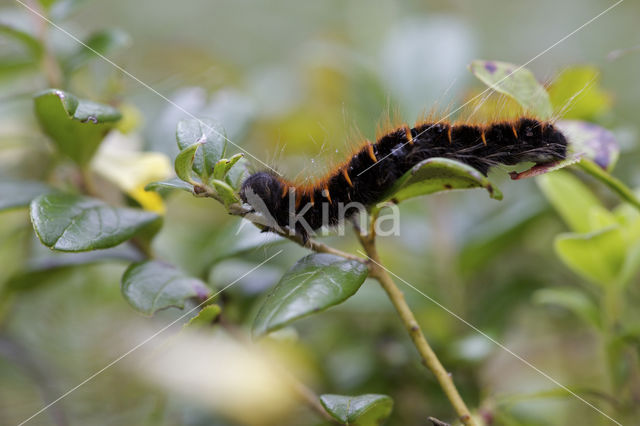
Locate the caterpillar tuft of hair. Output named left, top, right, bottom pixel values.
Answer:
left=241, top=117, right=567, bottom=239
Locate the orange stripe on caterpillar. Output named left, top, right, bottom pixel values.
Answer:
left=342, top=168, right=353, bottom=187
left=366, top=142, right=377, bottom=162
left=323, top=186, right=332, bottom=204
left=403, top=124, right=414, bottom=145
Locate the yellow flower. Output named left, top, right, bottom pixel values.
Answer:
left=92, top=132, right=171, bottom=214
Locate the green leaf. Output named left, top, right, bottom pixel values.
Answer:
left=320, top=394, right=393, bottom=426
left=176, top=118, right=227, bottom=180
left=211, top=179, right=240, bottom=208
left=225, top=157, right=249, bottom=190
left=548, top=66, right=611, bottom=120
left=212, top=153, right=244, bottom=181
left=532, top=287, right=601, bottom=328
left=30, top=193, right=160, bottom=252
left=555, top=227, right=627, bottom=286
left=34, top=89, right=121, bottom=165
left=184, top=304, right=221, bottom=328
left=469, top=60, right=553, bottom=119
left=145, top=177, right=194, bottom=193
left=537, top=170, right=603, bottom=233
left=252, top=254, right=368, bottom=337
left=0, top=23, right=43, bottom=59
left=556, top=120, right=619, bottom=172
left=121, top=260, right=211, bottom=315
left=174, top=142, right=201, bottom=184
left=381, top=157, right=502, bottom=203
left=0, top=180, right=52, bottom=211
left=63, top=29, right=130, bottom=73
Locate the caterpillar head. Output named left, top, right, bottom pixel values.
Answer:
left=240, top=171, right=284, bottom=217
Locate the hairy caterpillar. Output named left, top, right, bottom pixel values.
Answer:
left=240, top=117, right=567, bottom=239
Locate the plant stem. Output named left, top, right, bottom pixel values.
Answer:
left=358, top=228, right=476, bottom=426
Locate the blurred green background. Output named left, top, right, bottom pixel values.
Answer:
left=1, top=0, right=639, bottom=425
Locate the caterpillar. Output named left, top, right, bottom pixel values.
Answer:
left=240, top=117, right=567, bottom=240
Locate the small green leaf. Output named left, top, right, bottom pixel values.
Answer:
left=63, top=29, right=130, bottom=73
left=121, top=260, right=211, bottom=315
left=30, top=193, right=159, bottom=252
left=0, top=23, right=43, bottom=59
left=145, top=177, right=194, bottom=193
left=212, top=153, right=244, bottom=181
left=469, top=60, right=553, bottom=119
left=252, top=254, right=368, bottom=337
left=211, top=179, right=240, bottom=208
left=34, top=89, right=121, bottom=165
left=176, top=118, right=227, bottom=180
left=174, top=142, right=201, bottom=184
left=548, top=66, right=611, bottom=121
left=537, top=170, right=603, bottom=233
left=184, top=304, right=221, bottom=329
left=225, top=157, right=249, bottom=190
left=532, top=287, right=601, bottom=328
left=320, top=394, right=393, bottom=426
left=556, top=120, right=619, bottom=172
left=555, top=227, right=627, bottom=286
left=0, top=180, right=52, bottom=211
left=381, top=157, right=502, bottom=203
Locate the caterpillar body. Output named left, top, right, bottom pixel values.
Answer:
left=240, top=117, right=567, bottom=239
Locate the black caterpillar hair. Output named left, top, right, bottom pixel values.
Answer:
left=241, top=117, right=567, bottom=239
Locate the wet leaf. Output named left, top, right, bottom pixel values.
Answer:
left=33, top=89, right=121, bottom=165
left=252, top=254, right=368, bottom=337
left=176, top=118, right=227, bottom=180
left=30, top=193, right=160, bottom=251
left=320, top=394, right=393, bottom=426
left=121, top=260, right=211, bottom=315
left=469, top=60, right=553, bottom=119
left=382, top=157, right=502, bottom=203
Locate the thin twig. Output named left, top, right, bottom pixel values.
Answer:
left=356, top=212, right=476, bottom=426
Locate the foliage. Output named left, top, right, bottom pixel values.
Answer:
left=1, top=2, right=639, bottom=426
